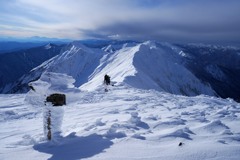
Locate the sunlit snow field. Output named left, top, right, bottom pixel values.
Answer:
left=1, top=83, right=240, bottom=160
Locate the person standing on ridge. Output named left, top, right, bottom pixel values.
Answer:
left=104, top=74, right=111, bottom=85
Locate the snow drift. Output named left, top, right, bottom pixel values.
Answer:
left=1, top=83, right=240, bottom=160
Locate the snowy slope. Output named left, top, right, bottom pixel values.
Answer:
left=80, top=41, right=216, bottom=96
left=0, top=44, right=63, bottom=93
left=0, top=73, right=240, bottom=160
left=11, top=41, right=216, bottom=97
left=2, top=40, right=240, bottom=100
left=41, top=42, right=105, bottom=87
left=4, top=42, right=105, bottom=93
left=177, top=44, right=240, bottom=101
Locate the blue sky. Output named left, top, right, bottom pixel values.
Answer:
left=0, top=0, right=240, bottom=44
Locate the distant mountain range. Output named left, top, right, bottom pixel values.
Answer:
left=176, top=44, right=240, bottom=101
left=0, top=36, right=72, bottom=53
left=0, top=42, right=51, bottom=54
left=0, top=36, right=72, bottom=43
left=0, top=43, right=64, bottom=93
left=0, top=40, right=239, bottom=102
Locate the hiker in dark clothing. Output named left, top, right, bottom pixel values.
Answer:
left=104, top=74, right=111, bottom=85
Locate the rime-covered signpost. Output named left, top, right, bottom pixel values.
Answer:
left=25, top=72, right=77, bottom=141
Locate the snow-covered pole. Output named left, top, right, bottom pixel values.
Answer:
left=46, top=109, right=51, bottom=140
left=44, top=93, right=66, bottom=140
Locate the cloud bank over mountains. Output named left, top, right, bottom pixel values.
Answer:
left=0, top=0, right=240, bottom=44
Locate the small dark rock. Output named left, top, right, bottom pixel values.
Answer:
left=28, top=85, right=35, bottom=91
left=178, top=142, right=183, bottom=146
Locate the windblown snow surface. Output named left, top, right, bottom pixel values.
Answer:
left=0, top=72, right=240, bottom=160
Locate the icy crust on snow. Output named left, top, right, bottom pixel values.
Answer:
left=1, top=84, right=240, bottom=160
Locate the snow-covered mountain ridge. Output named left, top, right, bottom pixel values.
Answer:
left=80, top=41, right=216, bottom=97
left=2, top=40, right=240, bottom=100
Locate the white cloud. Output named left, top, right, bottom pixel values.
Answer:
left=0, top=0, right=240, bottom=43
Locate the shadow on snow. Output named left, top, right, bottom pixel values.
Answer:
left=33, top=133, right=113, bottom=160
